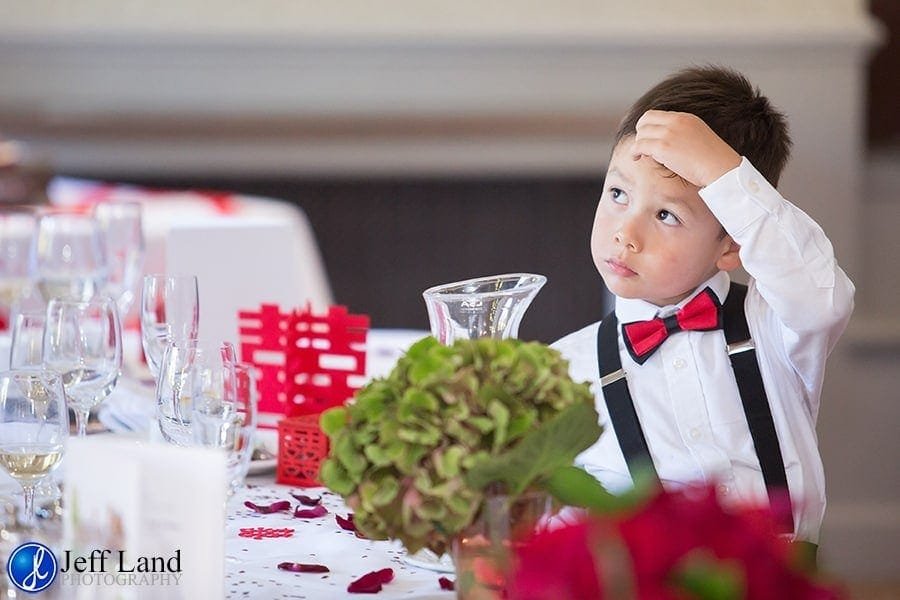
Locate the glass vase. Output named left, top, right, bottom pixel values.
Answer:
left=452, top=491, right=551, bottom=600
left=422, top=273, right=547, bottom=344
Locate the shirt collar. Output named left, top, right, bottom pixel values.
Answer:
left=614, top=271, right=731, bottom=323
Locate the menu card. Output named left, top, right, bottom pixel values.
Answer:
left=63, top=437, right=226, bottom=599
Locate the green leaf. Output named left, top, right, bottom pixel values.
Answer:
left=319, top=459, right=354, bottom=496
left=319, top=407, right=348, bottom=437
left=464, top=401, right=601, bottom=495
left=541, top=466, right=638, bottom=512
left=672, top=551, right=744, bottom=600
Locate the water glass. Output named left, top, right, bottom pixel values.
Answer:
left=0, top=369, right=68, bottom=527
left=34, top=213, right=107, bottom=304
left=0, top=210, right=36, bottom=326
left=155, top=340, right=236, bottom=447
left=43, top=296, right=122, bottom=437
left=140, top=274, right=199, bottom=380
left=8, top=311, right=45, bottom=369
left=93, top=201, right=145, bottom=317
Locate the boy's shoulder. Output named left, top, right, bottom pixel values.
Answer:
left=551, top=320, right=603, bottom=356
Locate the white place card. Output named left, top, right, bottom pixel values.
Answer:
left=63, top=437, right=226, bottom=599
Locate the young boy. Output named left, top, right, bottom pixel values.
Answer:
left=552, top=66, right=854, bottom=544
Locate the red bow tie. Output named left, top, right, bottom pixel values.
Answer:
left=621, top=288, right=723, bottom=364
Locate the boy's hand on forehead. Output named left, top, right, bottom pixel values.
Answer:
left=631, top=110, right=742, bottom=188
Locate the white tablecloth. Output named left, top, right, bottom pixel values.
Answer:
left=225, top=485, right=453, bottom=599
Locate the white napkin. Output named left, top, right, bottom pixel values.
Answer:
left=97, top=382, right=156, bottom=434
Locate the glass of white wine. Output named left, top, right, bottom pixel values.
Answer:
left=0, top=369, right=68, bottom=528
left=34, top=212, right=107, bottom=304
left=43, top=296, right=122, bottom=437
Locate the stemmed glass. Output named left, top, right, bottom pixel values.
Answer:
left=43, top=296, right=122, bottom=437
left=0, top=210, right=36, bottom=327
left=33, top=213, right=107, bottom=304
left=93, top=201, right=145, bottom=317
left=0, top=369, right=68, bottom=527
left=156, top=341, right=255, bottom=494
left=9, top=311, right=46, bottom=369
left=140, top=274, right=199, bottom=380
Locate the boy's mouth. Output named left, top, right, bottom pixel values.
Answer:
left=605, top=259, right=637, bottom=277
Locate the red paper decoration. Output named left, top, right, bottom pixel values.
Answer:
left=276, top=414, right=329, bottom=487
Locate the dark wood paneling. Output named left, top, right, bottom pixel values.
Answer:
left=106, top=175, right=607, bottom=343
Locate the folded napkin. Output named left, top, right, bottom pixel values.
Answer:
left=97, top=383, right=156, bottom=434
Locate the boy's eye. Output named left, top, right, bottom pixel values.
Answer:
left=657, top=209, right=681, bottom=225
left=609, top=188, right=627, bottom=205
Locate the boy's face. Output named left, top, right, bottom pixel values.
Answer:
left=591, top=137, right=739, bottom=307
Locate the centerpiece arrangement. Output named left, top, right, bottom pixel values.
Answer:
left=319, top=335, right=600, bottom=557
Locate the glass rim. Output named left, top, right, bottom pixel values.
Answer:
left=422, top=273, right=547, bottom=300
left=45, top=294, right=118, bottom=309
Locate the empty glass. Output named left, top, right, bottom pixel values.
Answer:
left=0, top=210, right=36, bottom=327
left=140, top=274, right=199, bottom=380
left=8, top=311, right=45, bottom=369
left=93, top=201, right=145, bottom=317
left=34, top=213, right=107, bottom=304
left=0, top=369, right=68, bottom=527
left=43, top=296, right=122, bottom=437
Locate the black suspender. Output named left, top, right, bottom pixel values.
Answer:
left=596, top=282, right=794, bottom=534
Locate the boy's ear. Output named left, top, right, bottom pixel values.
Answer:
left=716, top=237, right=742, bottom=272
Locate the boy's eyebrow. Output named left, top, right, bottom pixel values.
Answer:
left=606, top=167, right=632, bottom=184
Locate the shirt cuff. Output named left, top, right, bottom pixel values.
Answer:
left=699, top=157, right=782, bottom=236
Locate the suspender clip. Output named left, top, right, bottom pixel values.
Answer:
left=600, top=368, right=626, bottom=387
left=727, top=339, right=755, bottom=355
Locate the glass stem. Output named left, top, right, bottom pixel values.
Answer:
left=75, top=408, right=90, bottom=437
left=21, top=484, right=36, bottom=528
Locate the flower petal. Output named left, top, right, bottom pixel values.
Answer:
left=336, top=513, right=356, bottom=531
left=291, top=493, right=322, bottom=506
left=244, top=500, right=292, bottom=514
left=347, top=568, right=394, bottom=593
left=277, top=562, right=330, bottom=573
left=294, top=504, right=329, bottom=519
left=438, top=576, right=455, bottom=591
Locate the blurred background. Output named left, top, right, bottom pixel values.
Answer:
left=0, top=0, right=897, bottom=592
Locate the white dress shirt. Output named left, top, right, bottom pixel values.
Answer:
left=552, top=158, right=854, bottom=543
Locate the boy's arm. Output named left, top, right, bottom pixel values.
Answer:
left=632, top=109, right=855, bottom=388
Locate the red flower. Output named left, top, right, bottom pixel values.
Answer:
left=507, top=519, right=604, bottom=600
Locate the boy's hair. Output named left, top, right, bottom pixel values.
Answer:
left=616, top=65, right=792, bottom=186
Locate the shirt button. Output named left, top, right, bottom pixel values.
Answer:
left=673, top=358, right=686, bottom=369
left=717, top=484, right=730, bottom=496
left=689, top=428, right=702, bottom=440
left=748, top=179, right=760, bottom=193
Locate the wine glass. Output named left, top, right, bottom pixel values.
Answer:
left=33, top=213, right=107, bottom=304
left=0, top=210, right=37, bottom=328
left=191, top=362, right=258, bottom=495
left=9, top=310, right=45, bottom=368
left=43, top=296, right=122, bottom=437
left=0, top=369, right=68, bottom=527
left=140, top=274, right=199, bottom=380
left=93, top=201, right=145, bottom=317
left=155, top=339, right=236, bottom=446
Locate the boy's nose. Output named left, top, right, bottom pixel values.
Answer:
left=614, top=221, right=641, bottom=252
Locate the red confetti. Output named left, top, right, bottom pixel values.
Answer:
left=294, top=504, right=329, bottom=519
left=291, top=493, right=322, bottom=506
left=244, top=500, right=292, bottom=514
left=335, top=513, right=356, bottom=532
left=438, top=576, right=455, bottom=591
left=238, top=527, right=295, bottom=540
left=348, top=568, right=394, bottom=594
left=278, top=562, right=330, bottom=573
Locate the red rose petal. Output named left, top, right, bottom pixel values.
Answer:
left=294, top=504, right=329, bottom=519
left=348, top=568, right=394, bottom=593
left=291, top=493, right=322, bottom=506
left=336, top=513, right=356, bottom=531
left=277, top=562, right=330, bottom=573
left=438, top=576, right=455, bottom=591
left=244, top=500, right=292, bottom=514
